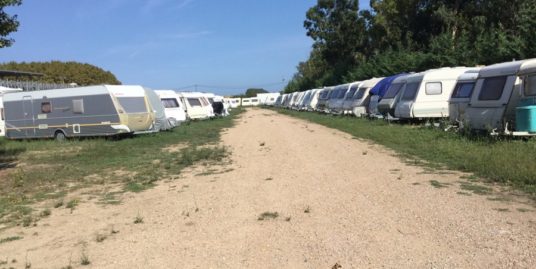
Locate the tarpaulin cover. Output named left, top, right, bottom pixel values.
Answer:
left=369, top=73, right=408, bottom=98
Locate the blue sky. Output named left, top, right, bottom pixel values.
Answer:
left=1, top=0, right=371, bottom=95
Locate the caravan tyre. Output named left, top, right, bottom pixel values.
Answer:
left=54, top=131, right=66, bottom=142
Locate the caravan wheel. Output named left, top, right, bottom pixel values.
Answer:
left=54, top=131, right=66, bottom=142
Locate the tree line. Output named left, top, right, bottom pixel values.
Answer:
left=0, top=61, right=121, bottom=85
left=285, top=0, right=536, bottom=92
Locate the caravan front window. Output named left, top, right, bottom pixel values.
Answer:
left=345, top=86, right=358, bottom=100
left=383, top=83, right=404, bottom=99
left=524, top=75, right=536, bottom=96
left=117, top=97, right=147, bottom=113
left=354, top=88, right=367, bottom=100
left=451, top=82, right=475, bottom=98
left=401, top=82, right=421, bottom=101
left=187, top=98, right=202, bottom=107
left=479, top=76, right=507, bottom=101
left=161, top=98, right=179, bottom=108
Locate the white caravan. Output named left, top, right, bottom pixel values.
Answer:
left=464, top=59, right=536, bottom=135
left=350, top=78, right=383, bottom=117
left=447, top=69, right=481, bottom=126
left=341, top=82, right=362, bottom=114
left=395, top=68, right=472, bottom=120
left=257, top=93, right=281, bottom=105
left=177, top=92, right=213, bottom=120
left=326, top=84, right=350, bottom=114
left=155, top=90, right=187, bottom=125
left=227, top=98, right=241, bottom=108
left=0, top=86, right=23, bottom=136
left=307, top=89, right=323, bottom=111
left=316, top=87, right=333, bottom=112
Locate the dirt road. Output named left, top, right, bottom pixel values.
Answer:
left=1, top=108, right=535, bottom=268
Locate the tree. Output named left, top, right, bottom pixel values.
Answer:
left=0, top=0, right=22, bottom=48
left=245, top=88, right=268, bottom=97
left=0, top=61, right=121, bottom=85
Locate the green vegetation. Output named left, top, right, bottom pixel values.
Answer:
left=0, top=235, right=22, bottom=244
left=0, top=0, right=21, bottom=48
left=0, top=108, right=242, bottom=226
left=258, top=211, right=279, bottom=221
left=430, top=180, right=450, bottom=189
left=275, top=109, right=536, bottom=196
left=286, top=0, right=536, bottom=92
left=0, top=61, right=121, bottom=85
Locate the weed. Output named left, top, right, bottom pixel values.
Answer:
left=412, top=182, right=421, bottom=185
left=54, top=200, right=64, bottom=208
left=22, top=216, right=32, bottom=227
left=430, top=180, right=449, bottom=189
left=124, top=182, right=153, bottom=193
left=362, top=151, right=368, bottom=155
left=96, top=234, right=107, bottom=243
left=66, top=199, right=79, bottom=211
left=39, top=209, right=51, bottom=217
left=517, top=208, right=532, bottom=213
left=258, top=211, right=279, bottom=221
left=285, top=216, right=291, bottom=222
left=134, top=213, right=144, bottom=224
left=493, top=208, right=510, bottom=212
left=456, top=191, right=472, bottom=196
left=265, top=177, right=273, bottom=181
left=0, top=236, right=23, bottom=244
left=304, top=206, right=311, bottom=213
left=80, top=252, right=90, bottom=266
left=460, top=182, right=492, bottom=195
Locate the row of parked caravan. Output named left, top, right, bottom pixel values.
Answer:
left=0, top=85, right=231, bottom=140
left=225, top=93, right=281, bottom=108
left=274, top=58, right=536, bottom=136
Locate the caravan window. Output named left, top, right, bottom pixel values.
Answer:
left=345, top=86, right=358, bottom=100
left=117, top=97, right=147, bottom=113
left=383, top=83, right=404, bottom=99
left=337, top=89, right=347, bottom=99
left=207, top=98, right=214, bottom=104
left=354, top=88, right=367, bottom=100
left=425, top=82, right=442, bottom=95
left=161, top=98, right=179, bottom=108
left=200, top=98, right=210, bottom=106
left=401, top=82, right=421, bottom=101
left=524, top=75, right=536, bottom=96
left=72, top=99, right=84, bottom=114
left=451, top=82, right=475, bottom=98
left=41, top=102, right=51, bottom=113
left=479, top=76, right=507, bottom=101
left=187, top=98, right=202, bottom=107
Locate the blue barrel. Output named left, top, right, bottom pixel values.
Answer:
left=516, top=105, right=536, bottom=133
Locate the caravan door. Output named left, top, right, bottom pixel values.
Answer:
left=22, top=96, right=35, bottom=137
left=467, top=76, right=517, bottom=130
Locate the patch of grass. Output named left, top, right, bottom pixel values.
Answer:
left=456, top=191, right=472, bottom=196
left=21, top=216, right=32, bottom=227
left=493, top=208, right=510, bottom=212
left=39, top=209, right=51, bottom=217
left=96, top=233, right=107, bottom=243
left=460, top=182, right=492, bottom=195
left=134, top=214, right=144, bottom=224
left=0, top=236, right=23, bottom=244
left=257, top=211, right=279, bottom=221
left=430, top=180, right=450, bottom=189
left=273, top=108, right=536, bottom=195
left=66, top=199, right=79, bottom=211
left=517, top=208, right=532, bottom=213
left=0, top=108, right=243, bottom=224
left=487, top=196, right=512, bottom=202
left=124, top=182, right=153, bottom=193
left=54, top=200, right=64, bottom=208
left=80, top=252, right=90, bottom=266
